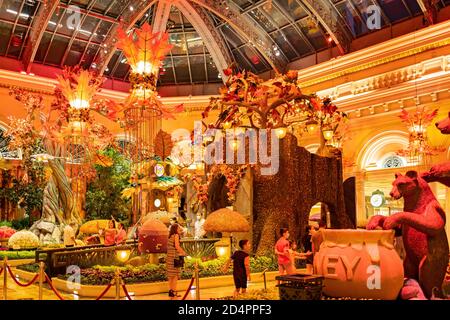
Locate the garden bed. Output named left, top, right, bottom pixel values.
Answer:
left=17, top=256, right=278, bottom=285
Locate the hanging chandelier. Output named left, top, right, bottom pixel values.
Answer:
left=55, top=67, right=113, bottom=163
left=57, top=67, right=103, bottom=137
left=117, top=23, right=183, bottom=222
left=397, top=106, right=445, bottom=164
left=117, top=22, right=182, bottom=163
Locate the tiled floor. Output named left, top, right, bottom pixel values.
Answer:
left=0, top=269, right=277, bottom=301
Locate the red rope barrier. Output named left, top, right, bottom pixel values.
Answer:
left=6, top=266, right=39, bottom=287
left=44, top=273, right=66, bottom=300
left=121, top=284, right=133, bottom=300
left=181, top=276, right=196, bottom=301
left=95, top=283, right=113, bottom=300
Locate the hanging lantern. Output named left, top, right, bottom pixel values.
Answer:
left=306, top=120, right=318, bottom=134
left=230, top=139, right=240, bottom=151
left=117, top=23, right=186, bottom=224
left=117, top=23, right=177, bottom=163
left=223, top=121, right=232, bottom=130
left=195, top=162, right=205, bottom=171
left=397, top=106, right=444, bottom=164
left=275, top=127, right=287, bottom=139
left=322, top=129, right=334, bottom=141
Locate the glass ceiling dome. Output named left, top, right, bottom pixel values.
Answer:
left=0, top=0, right=449, bottom=91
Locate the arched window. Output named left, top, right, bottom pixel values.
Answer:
left=382, top=155, right=405, bottom=168
left=357, top=130, right=410, bottom=170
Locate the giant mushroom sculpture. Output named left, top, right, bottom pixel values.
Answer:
left=138, top=218, right=169, bottom=264
left=203, top=208, right=250, bottom=258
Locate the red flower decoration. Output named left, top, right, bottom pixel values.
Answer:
left=223, top=68, right=233, bottom=76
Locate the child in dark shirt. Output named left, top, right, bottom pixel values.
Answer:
left=223, top=239, right=251, bottom=297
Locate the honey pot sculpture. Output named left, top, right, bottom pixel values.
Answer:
left=314, top=229, right=404, bottom=300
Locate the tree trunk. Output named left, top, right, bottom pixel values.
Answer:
left=47, top=159, right=81, bottom=224
left=41, top=176, right=63, bottom=224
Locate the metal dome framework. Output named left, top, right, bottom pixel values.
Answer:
left=0, top=0, right=448, bottom=87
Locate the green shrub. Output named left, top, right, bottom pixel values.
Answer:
left=11, top=217, right=31, bottom=231
left=17, top=263, right=40, bottom=273
left=0, top=221, right=13, bottom=228
left=0, top=250, right=35, bottom=260
left=443, top=281, right=449, bottom=297
left=85, top=148, right=131, bottom=223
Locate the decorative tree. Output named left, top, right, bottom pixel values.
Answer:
left=7, top=67, right=117, bottom=227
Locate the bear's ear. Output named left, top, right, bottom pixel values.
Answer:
left=405, top=170, right=418, bottom=179
left=406, top=171, right=418, bottom=184
left=395, top=172, right=402, bottom=179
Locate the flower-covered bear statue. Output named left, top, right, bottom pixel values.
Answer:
left=367, top=171, right=449, bottom=299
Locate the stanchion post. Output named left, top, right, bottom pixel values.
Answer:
left=3, top=256, right=7, bottom=300
left=38, top=261, right=44, bottom=300
left=263, top=270, right=267, bottom=290
left=115, top=269, right=121, bottom=300
left=195, top=261, right=200, bottom=300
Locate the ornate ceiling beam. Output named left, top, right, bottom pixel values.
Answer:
left=94, top=0, right=158, bottom=75
left=416, top=0, right=438, bottom=25
left=189, top=0, right=288, bottom=73
left=152, top=0, right=172, bottom=33
left=22, top=0, right=60, bottom=73
left=301, top=0, right=352, bottom=55
left=176, top=0, right=233, bottom=80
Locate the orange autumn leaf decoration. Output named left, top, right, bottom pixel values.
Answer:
left=153, top=130, right=174, bottom=160
left=117, top=23, right=173, bottom=74
left=56, top=68, right=103, bottom=105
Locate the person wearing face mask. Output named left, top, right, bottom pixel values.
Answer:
left=194, top=213, right=206, bottom=239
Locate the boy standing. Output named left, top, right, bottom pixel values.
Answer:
left=224, top=239, right=251, bottom=297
